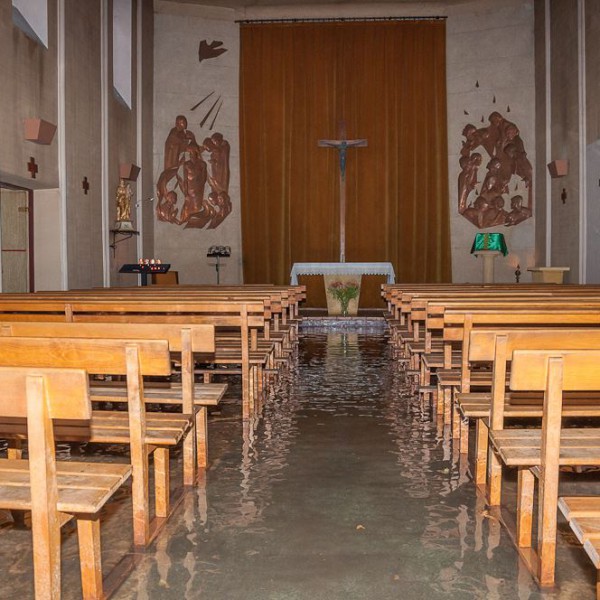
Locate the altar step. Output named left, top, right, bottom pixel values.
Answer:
left=299, top=309, right=386, bottom=329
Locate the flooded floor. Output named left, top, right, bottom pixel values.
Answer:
left=1, top=327, right=598, bottom=598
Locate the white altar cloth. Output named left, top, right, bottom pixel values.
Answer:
left=290, top=262, right=396, bottom=285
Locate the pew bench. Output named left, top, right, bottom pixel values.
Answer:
left=0, top=336, right=187, bottom=548
left=0, top=299, right=263, bottom=419
left=0, top=321, right=222, bottom=473
left=490, top=349, right=600, bottom=587
left=456, top=328, right=600, bottom=490
left=0, top=367, right=132, bottom=600
left=558, top=497, right=600, bottom=599
left=434, top=308, right=600, bottom=426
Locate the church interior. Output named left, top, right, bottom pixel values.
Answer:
left=3, top=0, right=600, bottom=598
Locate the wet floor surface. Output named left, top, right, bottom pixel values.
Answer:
left=1, top=328, right=599, bottom=598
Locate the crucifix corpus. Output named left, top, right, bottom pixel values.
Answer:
left=318, top=123, right=367, bottom=263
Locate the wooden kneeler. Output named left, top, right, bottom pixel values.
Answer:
left=0, top=367, right=131, bottom=600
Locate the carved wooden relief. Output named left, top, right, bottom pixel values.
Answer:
left=156, top=115, right=232, bottom=230
left=458, top=112, right=532, bottom=229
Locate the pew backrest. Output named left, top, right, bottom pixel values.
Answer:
left=468, top=329, right=600, bottom=428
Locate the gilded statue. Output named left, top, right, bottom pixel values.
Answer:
left=458, top=111, right=533, bottom=229
left=115, top=178, right=133, bottom=230
left=155, top=115, right=232, bottom=230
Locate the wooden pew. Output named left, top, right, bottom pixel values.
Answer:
left=435, top=307, right=600, bottom=421
left=384, top=285, right=600, bottom=359
left=456, top=328, right=600, bottom=488
left=0, top=367, right=131, bottom=600
left=558, top=498, right=600, bottom=599
left=0, top=321, right=222, bottom=473
left=0, top=285, right=303, bottom=417
left=390, top=292, right=600, bottom=398
left=0, top=298, right=266, bottom=419
left=0, top=336, right=183, bottom=547
left=490, top=349, right=600, bottom=586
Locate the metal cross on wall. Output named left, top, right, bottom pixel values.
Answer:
left=318, top=122, right=367, bottom=263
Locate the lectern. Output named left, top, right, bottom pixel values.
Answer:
left=470, top=233, right=508, bottom=284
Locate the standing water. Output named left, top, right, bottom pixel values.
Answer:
left=0, top=329, right=594, bottom=598
left=114, top=328, right=593, bottom=599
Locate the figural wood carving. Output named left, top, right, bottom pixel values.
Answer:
left=458, top=112, right=532, bottom=229
left=156, top=115, right=231, bottom=229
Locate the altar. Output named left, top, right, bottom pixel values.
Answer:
left=290, top=262, right=396, bottom=285
left=290, top=262, right=396, bottom=315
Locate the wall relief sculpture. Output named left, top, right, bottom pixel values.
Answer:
left=458, top=111, right=532, bottom=228
left=156, top=115, right=232, bottom=229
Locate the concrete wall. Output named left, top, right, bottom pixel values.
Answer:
left=15, top=0, right=600, bottom=289
left=140, top=0, right=155, bottom=260
left=154, top=0, right=537, bottom=285
left=446, top=0, right=536, bottom=283
left=0, top=0, right=154, bottom=290
left=534, top=0, right=548, bottom=268
left=533, top=0, right=599, bottom=284
left=0, top=0, right=58, bottom=189
left=585, top=3, right=600, bottom=283
left=153, top=1, right=241, bottom=284
left=65, top=0, right=103, bottom=289
left=549, top=0, right=580, bottom=281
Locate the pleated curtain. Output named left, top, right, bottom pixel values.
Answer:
left=240, top=20, right=451, bottom=306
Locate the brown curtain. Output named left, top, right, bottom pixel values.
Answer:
left=240, top=20, right=451, bottom=306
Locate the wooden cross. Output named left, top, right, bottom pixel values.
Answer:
left=318, top=122, right=367, bottom=263
left=82, top=177, right=90, bottom=195
left=27, top=157, right=38, bottom=179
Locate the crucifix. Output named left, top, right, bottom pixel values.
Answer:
left=27, top=157, right=38, bottom=179
left=318, top=122, right=367, bottom=263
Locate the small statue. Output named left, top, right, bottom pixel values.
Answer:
left=115, top=178, right=134, bottom=230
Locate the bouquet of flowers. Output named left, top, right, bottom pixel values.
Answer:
left=327, top=280, right=360, bottom=316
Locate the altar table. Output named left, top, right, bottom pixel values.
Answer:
left=290, top=262, right=396, bottom=285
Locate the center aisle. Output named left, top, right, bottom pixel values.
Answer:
left=115, top=328, right=584, bottom=599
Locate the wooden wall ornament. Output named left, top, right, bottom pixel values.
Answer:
left=547, top=159, right=569, bottom=178
left=23, top=118, right=57, bottom=145
left=190, top=90, right=223, bottom=131
left=27, top=157, right=38, bottom=179
left=198, top=40, right=227, bottom=63
left=155, top=115, right=231, bottom=230
left=458, top=111, right=533, bottom=229
left=119, top=163, right=140, bottom=181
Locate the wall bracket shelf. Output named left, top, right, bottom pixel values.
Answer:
left=110, top=229, right=139, bottom=256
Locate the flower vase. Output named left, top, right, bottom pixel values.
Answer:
left=323, top=275, right=362, bottom=316
left=340, top=299, right=349, bottom=317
